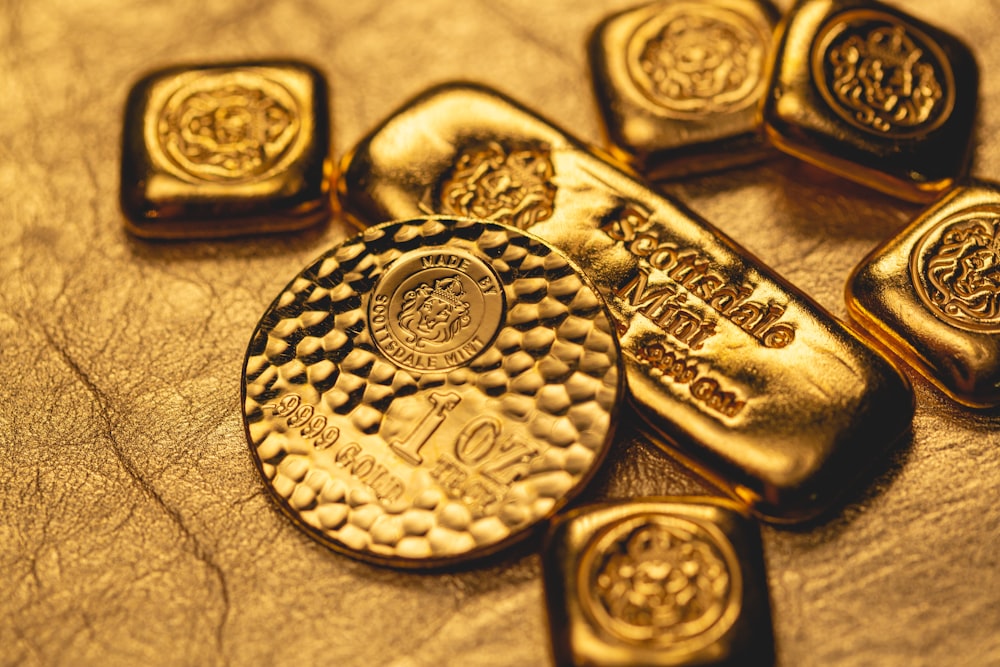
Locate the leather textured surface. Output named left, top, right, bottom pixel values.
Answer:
left=0, top=1, right=997, bottom=665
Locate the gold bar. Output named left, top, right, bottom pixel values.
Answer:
left=120, top=60, right=333, bottom=239
left=542, top=498, right=774, bottom=667
left=337, top=83, right=914, bottom=522
left=848, top=181, right=1000, bottom=408
left=761, top=0, right=978, bottom=202
left=589, top=0, right=780, bottom=179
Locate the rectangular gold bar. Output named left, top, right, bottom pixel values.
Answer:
left=338, top=83, right=913, bottom=522
left=542, top=498, right=774, bottom=667
left=120, top=60, right=333, bottom=239
left=848, top=181, right=1000, bottom=407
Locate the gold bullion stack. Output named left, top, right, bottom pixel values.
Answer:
left=848, top=181, right=1000, bottom=408
left=590, top=0, right=780, bottom=178
left=121, top=60, right=333, bottom=238
left=337, top=82, right=915, bottom=523
left=242, top=217, right=623, bottom=567
left=543, top=498, right=773, bottom=667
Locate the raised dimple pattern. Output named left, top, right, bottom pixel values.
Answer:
left=243, top=218, right=620, bottom=565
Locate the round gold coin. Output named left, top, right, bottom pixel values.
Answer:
left=242, top=217, right=623, bottom=567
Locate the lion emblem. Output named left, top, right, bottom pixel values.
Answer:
left=591, top=520, right=733, bottom=644
left=439, top=141, right=557, bottom=229
left=919, top=216, right=1000, bottom=330
left=630, top=6, right=765, bottom=115
left=821, top=21, right=946, bottom=134
left=160, top=79, right=298, bottom=182
left=397, top=274, right=473, bottom=347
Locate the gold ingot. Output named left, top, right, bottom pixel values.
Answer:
left=542, top=498, right=774, bottom=667
left=590, top=0, right=779, bottom=179
left=848, top=181, right=1000, bottom=407
left=121, top=60, right=332, bottom=238
left=242, top=217, right=623, bottom=567
left=761, top=0, right=978, bottom=202
left=337, top=83, right=914, bottom=523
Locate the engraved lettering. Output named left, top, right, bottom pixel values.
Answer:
left=265, top=393, right=343, bottom=450
left=428, top=415, right=541, bottom=517
left=390, top=391, right=462, bottom=465
left=454, top=417, right=502, bottom=464
left=421, top=253, right=471, bottom=271
left=331, top=441, right=404, bottom=503
left=370, top=249, right=504, bottom=372
left=603, top=205, right=795, bottom=348
left=480, top=435, right=540, bottom=486
left=616, top=269, right=718, bottom=351
left=637, top=343, right=745, bottom=417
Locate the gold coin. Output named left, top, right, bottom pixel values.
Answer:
left=242, top=217, right=623, bottom=567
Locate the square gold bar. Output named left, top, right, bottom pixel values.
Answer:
left=337, top=83, right=914, bottom=522
left=848, top=181, right=1000, bottom=407
left=761, top=0, right=978, bottom=202
left=120, top=60, right=332, bottom=239
left=590, top=0, right=780, bottom=179
left=542, top=498, right=774, bottom=667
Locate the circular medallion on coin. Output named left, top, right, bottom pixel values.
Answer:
left=242, top=217, right=623, bottom=567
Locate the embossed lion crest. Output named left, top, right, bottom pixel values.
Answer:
left=594, top=523, right=730, bottom=641
left=826, top=24, right=944, bottom=133
left=397, top=274, right=473, bottom=347
left=922, top=217, right=1000, bottom=329
left=164, top=83, right=296, bottom=180
left=635, top=10, right=762, bottom=113
left=439, top=141, right=557, bottom=229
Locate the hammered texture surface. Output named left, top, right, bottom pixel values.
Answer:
left=243, top=218, right=620, bottom=565
left=1, top=0, right=998, bottom=666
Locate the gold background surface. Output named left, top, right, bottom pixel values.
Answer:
left=1, top=1, right=997, bottom=665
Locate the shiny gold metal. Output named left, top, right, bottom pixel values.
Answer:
left=761, top=0, right=978, bottom=202
left=337, top=83, right=915, bottom=523
left=120, top=60, right=332, bottom=238
left=542, top=498, right=773, bottom=667
left=242, top=217, right=623, bottom=567
left=590, top=0, right=779, bottom=179
left=848, top=181, right=1000, bottom=407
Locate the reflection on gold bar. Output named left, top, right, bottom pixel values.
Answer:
left=542, top=498, right=773, bottom=667
left=120, top=60, right=332, bottom=239
left=762, top=0, right=978, bottom=202
left=848, top=181, right=1000, bottom=408
left=338, top=83, right=913, bottom=522
left=590, top=0, right=779, bottom=179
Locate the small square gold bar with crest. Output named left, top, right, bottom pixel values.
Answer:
left=762, top=0, right=978, bottom=202
left=848, top=181, right=1000, bottom=407
left=542, top=498, right=774, bottom=667
left=590, top=0, right=780, bottom=179
left=120, top=60, right=332, bottom=238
